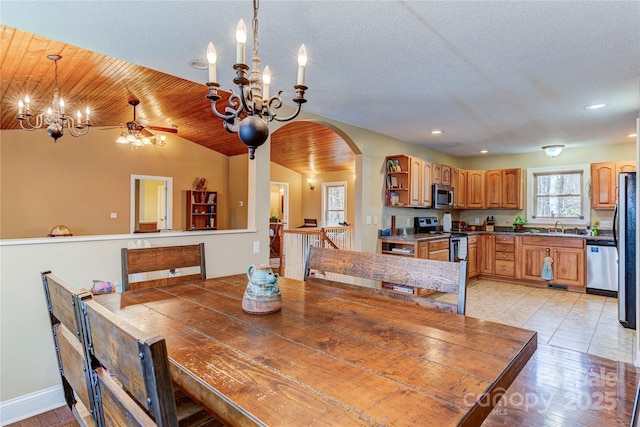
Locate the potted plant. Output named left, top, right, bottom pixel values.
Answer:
left=512, top=216, right=526, bottom=231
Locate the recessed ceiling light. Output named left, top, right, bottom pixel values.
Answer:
left=431, top=130, right=444, bottom=135
left=629, top=133, right=638, bottom=138
left=188, top=59, right=208, bottom=70
left=479, top=149, right=488, bottom=154
left=584, top=103, right=606, bottom=110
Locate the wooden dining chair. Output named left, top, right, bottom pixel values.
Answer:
left=121, top=243, right=206, bottom=291
left=40, top=271, right=98, bottom=427
left=80, top=297, right=221, bottom=426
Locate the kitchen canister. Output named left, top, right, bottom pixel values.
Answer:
left=443, top=212, right=452, bottom=232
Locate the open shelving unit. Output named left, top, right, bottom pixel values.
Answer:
left=186, top=190, right=217, bottom=230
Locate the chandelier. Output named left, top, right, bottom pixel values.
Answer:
left=16, top=55, right=91, bottom=141
left=205, top=0, right=308, bottom=159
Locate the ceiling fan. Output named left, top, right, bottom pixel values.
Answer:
left=115, top=99, right=177, bottom=147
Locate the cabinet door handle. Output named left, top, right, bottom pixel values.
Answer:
left=502, top=246, right=506, bottom=250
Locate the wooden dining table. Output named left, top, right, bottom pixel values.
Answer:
left=95, top=274, right=537, bottom=427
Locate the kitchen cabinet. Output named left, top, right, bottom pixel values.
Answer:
left=485, top=169, right=523, bottom=209
left=479, top=234, right=494, bottom=275
left=432, top=163, right=442, bottom=184
left=521, top=236, right=585, bottom=289
left=421, top=160, right=433, bottom=208
left=494, top=235, right=518, bottom=278
left=466, top=170, right=485, bottom=209
left=441, top=165, right=452, bottom=186
left=427, top=238, right=450, bottom=261
left=617, top=160, right=636, bottom=172
left=590, top=161, right=635, bottom=209
left=591, top=162, right=617, bottom=209
left=454, top=169, right=467, bottom=208
left=467, top=235, right=479, bottom=278
left=385, top=155, right=422, bottom=207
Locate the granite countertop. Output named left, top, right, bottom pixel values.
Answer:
left=379, top=230, right=614, bottom=242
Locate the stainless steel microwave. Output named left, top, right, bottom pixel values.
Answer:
left=432, top=184, right=453, bottom=209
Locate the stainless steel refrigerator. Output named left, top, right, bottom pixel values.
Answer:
left=614, top=171, right=637, bottom=329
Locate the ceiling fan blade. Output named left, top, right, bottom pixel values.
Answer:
left=148, top=125, right=178, bottom=134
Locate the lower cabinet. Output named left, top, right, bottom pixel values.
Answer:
left=521, top=236, right=585, bottom=289
left=479, top=235, right=495, bottom=275
left=427, top=238, right=449, bottom=261
left=467, top=235, right=479, bottom=278
left=494, top=235, right=518, bottom=278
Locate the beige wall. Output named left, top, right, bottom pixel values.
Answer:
left=301, top=170, right=355, bottom=226
left=270, top=162, right=302, bottom=229
left=0, top=128, right=234, bottom=238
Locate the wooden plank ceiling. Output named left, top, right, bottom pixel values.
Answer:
left=0, top=25, right=355, bottom=175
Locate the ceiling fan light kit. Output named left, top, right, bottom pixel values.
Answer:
left=205, top=0, right=308, bottom=160
left=115, top=99, right=173, bottom=148
left=16, top=55, right=91, bottom=141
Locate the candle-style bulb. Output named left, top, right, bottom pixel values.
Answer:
left=18, top=99, right=24, bottom=114
left=263, top=66, right=271, bottom=100
left=206, top=42, right=217, bottom=83
left=85, top=107, right=91, bottom=123
left=297, top=44, right=308, bottom=85
left=236, top=19, right=247, bottom=64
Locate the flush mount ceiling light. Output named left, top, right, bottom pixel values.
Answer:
left=479, top=149, right=488, bottom=154
left=542, top=144, right=565, bottom=157
left=585, top=103, right=607, bottom=110
left=629, top=133, right=638, bottom=138
left=16, top=55, right=91, bottom=141
left=204, top=0, right=308, bottom=160
left=431, top=130, right=444, bottom=135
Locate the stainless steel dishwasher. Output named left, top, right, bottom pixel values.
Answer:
left=586, top=239, right=618, bottom=297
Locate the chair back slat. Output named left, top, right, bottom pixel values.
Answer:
left=304, top=246, right=468, bottom=315
left=95, top=367, right=156, bottom=426
left=82, top=298, right=179, bottom=426
left=41, top=271, right=97, bottom=426
left=121, top=243, right=206, bottom=291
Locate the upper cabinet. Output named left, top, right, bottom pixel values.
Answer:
left=385, top=155, right=425, bottom=207
left=466, top=170, right=485, bottom=209
left=485, top=169, right=523, bottom=209
left=451, top=168, right=467, bottom=209
left=591, top=161, right=636, bottom=209
left=441, top=165, right=452, bottom=186
left=422, top=160, right=433, bottom=208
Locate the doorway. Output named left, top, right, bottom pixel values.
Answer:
left=130, top=175, right=173, bottom=233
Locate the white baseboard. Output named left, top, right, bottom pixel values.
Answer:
left=0, top=385, right=65, bottom=426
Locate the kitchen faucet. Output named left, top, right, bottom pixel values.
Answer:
left=554, top=220, right=564, bottom=233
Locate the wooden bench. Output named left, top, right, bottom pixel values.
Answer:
left=304, top=246, right=468, bottom=314
left=41, top=272, right=97, bottom=426
left=121, top=243, right=206, bottom=291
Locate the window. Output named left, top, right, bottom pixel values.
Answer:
left=322, top=181, right=347, bottom=226
left=526, top=165, right=590, bottom=225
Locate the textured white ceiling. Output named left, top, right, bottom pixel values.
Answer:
left=2, top=0, right=639, bottom=157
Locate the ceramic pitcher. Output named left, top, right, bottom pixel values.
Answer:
left=242, top=264, right=282, bottom=314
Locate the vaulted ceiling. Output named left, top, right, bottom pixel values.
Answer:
left=1, top=1, right=638, bottom=166
left=0, top=26, right=355, bottom=175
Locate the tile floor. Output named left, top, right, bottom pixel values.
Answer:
left=435, top=278, right=637, bottom=364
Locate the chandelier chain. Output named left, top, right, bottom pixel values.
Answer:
left=252, top=0, right=259, bottom=58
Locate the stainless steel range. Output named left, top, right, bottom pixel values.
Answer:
left=414, top=216, right=439, bottom=233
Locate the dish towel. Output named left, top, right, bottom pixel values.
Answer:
left=457, top=238, right=468, bottom=261
left=541, top=256, right=554, bottom=280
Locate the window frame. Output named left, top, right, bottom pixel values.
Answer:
left=321, top=181, right=347, bottom=226
left=526, top=165, right=590, bottom=226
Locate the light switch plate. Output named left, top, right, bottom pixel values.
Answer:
left=253, top=241, right=260, bottom=253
